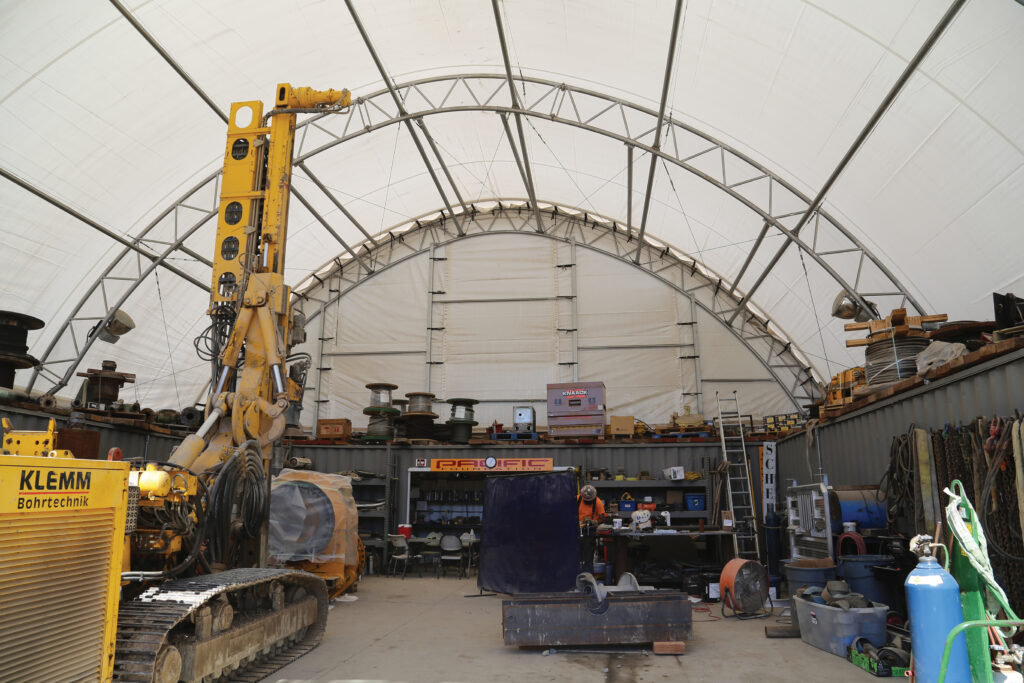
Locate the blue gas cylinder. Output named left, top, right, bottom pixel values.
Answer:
left=905, top=554, right=970, bottom=683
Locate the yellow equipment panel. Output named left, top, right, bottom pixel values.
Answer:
left=0, top=455, right=130, bottom=683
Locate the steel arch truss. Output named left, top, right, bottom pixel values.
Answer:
left=291, top=73, right=923, bottom=320
left=26, top=175, right=220, bottom=394
left=30, top=73, right=921, bottom=400
left=292, top=202, right=822, bottom=412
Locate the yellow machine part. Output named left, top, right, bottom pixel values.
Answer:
left=0, top=454, right=129, bottom=683
left=1, top=417, right=71, bottom=458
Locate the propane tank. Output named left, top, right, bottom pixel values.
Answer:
left=905, top=536, right=970, bottom=683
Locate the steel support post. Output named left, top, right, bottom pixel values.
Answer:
left=633, top=0, right=685, bottom=263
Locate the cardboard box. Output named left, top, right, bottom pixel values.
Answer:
left=609, top=415, right=634, bottom=435
left=666, top=490, right=684, bottom=504
left=317, top=418, right=351, bottom=440
left=662, top=466, right=688, bottom=480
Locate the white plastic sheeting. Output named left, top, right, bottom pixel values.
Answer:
left=1, top=0, right=1021, bottom=416
left=296, top=229, right=797, bottom=428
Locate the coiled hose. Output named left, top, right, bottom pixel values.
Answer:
left=206, top=441, right=267, bottom=566
left=877, top=426, right=916, bottom=528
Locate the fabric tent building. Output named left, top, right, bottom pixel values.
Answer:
left=1, top=0, right=1021, bottom=428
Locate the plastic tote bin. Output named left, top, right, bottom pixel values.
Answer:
left=619, top=499, right=637, bottom=512
left=685, top=493, right=706, bottom=511
left=794, top=596, right=888, bottom=657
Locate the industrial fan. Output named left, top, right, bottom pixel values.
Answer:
left=719, top=558, right=771, bottom=619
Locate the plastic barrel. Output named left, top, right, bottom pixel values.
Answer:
left=829, top=489, right=887, bottom=534
left=784, top=562, right=836, bottom=590
left=837, top=554, right=894, bottom=604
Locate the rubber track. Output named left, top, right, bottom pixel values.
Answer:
left=113, top=568, right=328, bottom=682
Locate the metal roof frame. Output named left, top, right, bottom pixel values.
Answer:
left=24, top=73, right=921, bottom=399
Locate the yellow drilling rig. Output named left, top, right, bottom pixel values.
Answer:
left=0, top=84, right=359, bottom=683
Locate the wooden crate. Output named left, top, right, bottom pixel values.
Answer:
left=317, top=418, right=351, bottom=440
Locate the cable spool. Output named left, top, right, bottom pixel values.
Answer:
left=447, top=398, right=478, bottom=423
left=406, top=392, right=437, bottom=414
left=446, top=398, right=479, bottom=445
left=400, top=414, right=437, bottom=439
left=0, top=310, right=43, bottom=389
left=399, top=392, right=438, bottom=438
left=864, top=337, right=929, bottom=385
left=365, top=382, right=398, bottom=408
left=363, top=405, right=399, bottom=441
left=391, top=399, right=409, bottom=438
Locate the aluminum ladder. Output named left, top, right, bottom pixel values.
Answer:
left=716, top=391, right=761, bottom=561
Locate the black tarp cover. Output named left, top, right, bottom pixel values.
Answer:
left=477, top=471, right=579, bottom=594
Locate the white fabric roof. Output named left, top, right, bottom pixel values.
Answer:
left=1, top=0, right=1022, bottom=412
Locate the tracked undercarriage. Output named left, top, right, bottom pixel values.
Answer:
left=113, top=569, right=328, bottom=683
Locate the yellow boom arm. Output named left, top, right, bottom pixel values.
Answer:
left=171, top=84, right=350, bottom=473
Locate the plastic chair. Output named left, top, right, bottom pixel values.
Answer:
left=460, top=532, right=478, bottom=576
left=419, top=531, right=442, bottom=573
left=387, top=534, right=422, bottom=578
left=438, top=534, right=465, bottom=578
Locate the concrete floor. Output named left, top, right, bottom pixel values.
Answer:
left=273, top=575, right=871, bottom=683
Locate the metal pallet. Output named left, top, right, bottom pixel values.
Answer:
left=716, top=391, right=761, bottom=561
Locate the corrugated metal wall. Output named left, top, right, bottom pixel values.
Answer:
left=777, top=349, right=1024, bottom=487
left=289, top=442, right=764, bottom=527
left=0, top=406, right=183, bottom=461
left=2, top=402, right=777, bottom=535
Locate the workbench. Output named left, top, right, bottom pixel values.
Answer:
left=599, top=527, right=735, bottom=585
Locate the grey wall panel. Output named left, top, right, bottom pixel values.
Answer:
left=778, top=350, right=1024, bottom=488
left=293, top=441, right=770, bottom=533
left=1, top=405, right=183, bottom=461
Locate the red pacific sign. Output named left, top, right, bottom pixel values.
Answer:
left=429, top=458, right=553, bottom=472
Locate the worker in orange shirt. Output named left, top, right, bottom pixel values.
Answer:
left=577, top=485, right=608, bottom=574
left=577, top=484, right=606, bottom=523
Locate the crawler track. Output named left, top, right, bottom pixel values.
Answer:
left=113, top=568, right=328, bottom=682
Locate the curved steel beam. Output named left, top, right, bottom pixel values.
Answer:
left=32, top=73, right=921, bottom=397
left=294, top=201, right=821, bottom=413
left=26, top=173, right=220, bottom=394
left=291, top=73, right=922, bottom=319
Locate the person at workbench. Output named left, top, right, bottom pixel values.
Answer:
left=578, top=484, right=606, bottom=524
left=578, top=484, right=609, bottom=574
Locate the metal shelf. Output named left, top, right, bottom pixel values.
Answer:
left=611, top=510, right=708, bottom=519
left=359, top=510, right=386, bottom=518
left=352, top=477, right=388, bottom=485
left=592, top=479, right=706, bottom=487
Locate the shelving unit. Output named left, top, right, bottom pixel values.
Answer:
left=351, top=476, right=390, bottom=574
left=590, top=479, right=711, bottom=520
left=408, top=471, right=486, bottom=537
